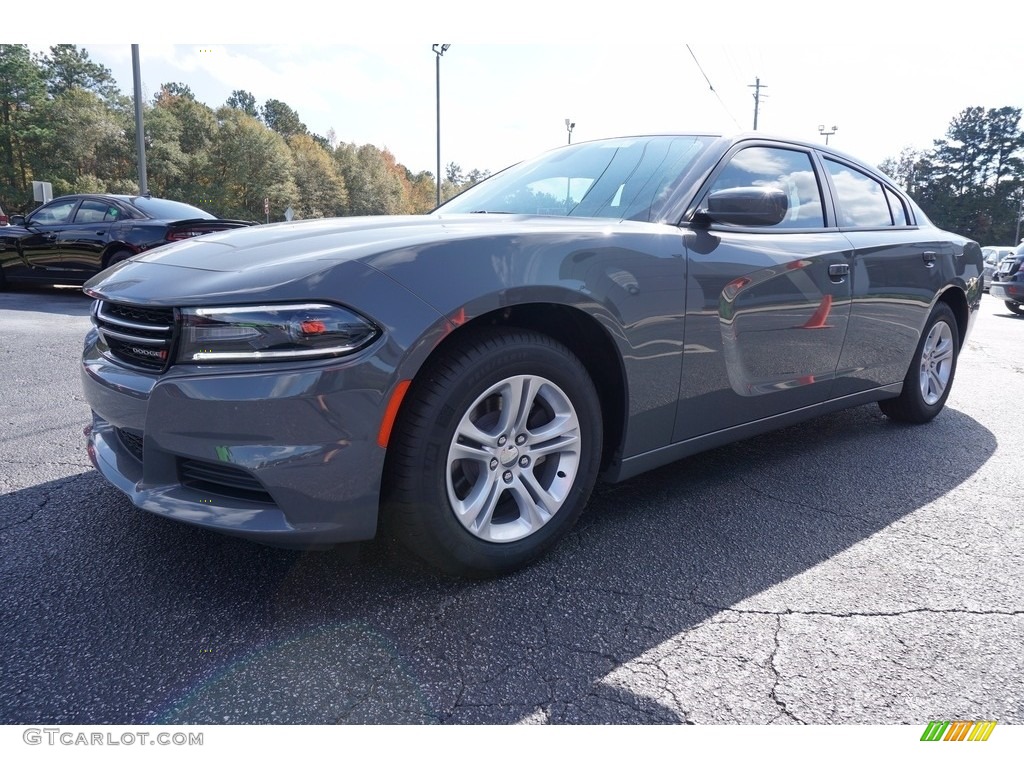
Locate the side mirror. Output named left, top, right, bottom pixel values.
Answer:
left=700, top=186, right=788, bottom=227
left=9, top=215, right=26, bottom=226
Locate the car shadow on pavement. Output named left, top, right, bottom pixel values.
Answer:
left=0, top=404, right=997, bottom=725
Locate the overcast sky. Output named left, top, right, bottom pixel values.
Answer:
left=23, top=1, right=1021, bottom=179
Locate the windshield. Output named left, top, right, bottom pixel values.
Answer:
left=131, top=197, right=215, bottom=220
left=437, top=135, right=713, bottom=222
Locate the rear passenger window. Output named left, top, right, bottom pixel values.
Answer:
left=824, top=158, right=893, bottom=228
left=885, top=188, right=909, bottom=226
left=73, top=200, right=110, bottom=224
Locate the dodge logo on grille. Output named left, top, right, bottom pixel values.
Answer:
left=130, top=346, right=168, bottom=360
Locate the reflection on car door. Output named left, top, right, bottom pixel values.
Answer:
left=58, top=198, right=120, bottom=275
left=674, top=144, right=854, bottom=442
left=19, top=199, right=77, bottom=275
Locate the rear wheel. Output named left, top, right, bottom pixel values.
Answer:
left=106, top=248, right=134, bottom=268
left=1005, top=300, right=1024, bottom=316
left=383, top=328, right=603, bottom=577
left=879, top=302, right=959, bottom=423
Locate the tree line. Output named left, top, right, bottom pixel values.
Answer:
left=879, top=105, right=1024, bottom=245
left=3, top=45, right=1023, bottom=243
left=0, top=44, right=488, bottom=221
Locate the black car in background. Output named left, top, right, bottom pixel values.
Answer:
left=0, top=194, right=254, bottom=288
left=989, top=244, right=1024, bottom=315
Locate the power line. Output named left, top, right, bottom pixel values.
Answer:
left=686, top=45, right=741, bottom=130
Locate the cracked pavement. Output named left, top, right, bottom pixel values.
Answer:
left=1, top=287, right=1021, bottom=725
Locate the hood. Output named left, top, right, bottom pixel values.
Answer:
left=121, top=213, right=625, bottom=273
left=81, top=212, right=644, bottom=306
left=126, top=215, right=451, bottom=273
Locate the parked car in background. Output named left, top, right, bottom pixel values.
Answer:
left=0, top=194, right=255, bottom=288
left=81, top=132, right=982, bottom=577
left=982, top=245, right=1015, bottom=291
left=989, top=244, right=1024, bottom=315
left=0, top=202, right=9, bottom=226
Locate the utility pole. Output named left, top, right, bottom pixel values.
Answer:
left=748, top=77, right=766, bottom=130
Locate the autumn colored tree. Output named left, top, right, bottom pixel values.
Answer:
left=287, top=133, right=348, bottom=218
left=334, top=143, right=409, bottom=215
left=207, top=108, right=297, bottom=221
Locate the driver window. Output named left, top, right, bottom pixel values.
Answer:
left=31, top=200, right=76, bottom=225
left=708, top=147, right=825, bottom=229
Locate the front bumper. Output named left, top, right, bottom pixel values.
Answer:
left=81, top=332, right=389, bottom=546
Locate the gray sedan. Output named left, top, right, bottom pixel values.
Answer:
left=982, top=245, right=1015, bottom=291
left=81, top=133, right=983, bottom=577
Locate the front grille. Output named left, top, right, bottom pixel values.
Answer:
left=115, top=428, right=145, bottom=462
left=178, top=459, right=275, bottom=504
left=93, top=301, right=175, bottom=371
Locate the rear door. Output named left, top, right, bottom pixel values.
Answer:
left=58, top=198, right=124, bottom=276
left=821, top=157, right=947, bottom=396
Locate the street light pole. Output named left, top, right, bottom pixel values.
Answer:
left=433, top=44, right=450, bottom=207
left=1015, top=195, right=1024, bottom=244
left=565, top=118, right=575, bottom=145
left=131, top=44, right=148, bottom=196
left=818, top=124, right=838, bottom=146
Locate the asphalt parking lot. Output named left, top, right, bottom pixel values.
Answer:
left=0, top=286, right=1021, bottom=725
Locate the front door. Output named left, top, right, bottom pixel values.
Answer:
left=674, top=143, right=853, bottom=441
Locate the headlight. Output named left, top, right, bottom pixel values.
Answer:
left=178, top=303, right=379, bottom=363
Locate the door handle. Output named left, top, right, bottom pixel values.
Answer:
left=922, top=250, right=937, bottom=266
left=828, top=263, right=849, bottom=282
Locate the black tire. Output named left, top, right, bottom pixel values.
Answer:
left=1005, top=301, right=1024, bottom=316
left=879, top=302, right=959, bottom=424
left=382, top=327, right=603, bottom=578
left=106, top=248, right=134, bottom=268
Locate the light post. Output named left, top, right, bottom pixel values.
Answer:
left=433, top=44, right=450, bottom=207
left=818, top=124, right=838, bottom=145
left=565, top=118, right=575, bottom=145
left=131, top=44, right=148, bottom=195
left=1015, top=195, right=1024, bottom=244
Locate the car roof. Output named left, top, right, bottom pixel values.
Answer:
left=576, top=131, right=897, bottom=182
left=46, top=193, right=155, bottom=205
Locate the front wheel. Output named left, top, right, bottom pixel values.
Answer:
left=879, top=302, right=959, bottom=423
left=1005, top=301, right=1024, bottom=316
left=382, top=328, right=603, bottom=577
